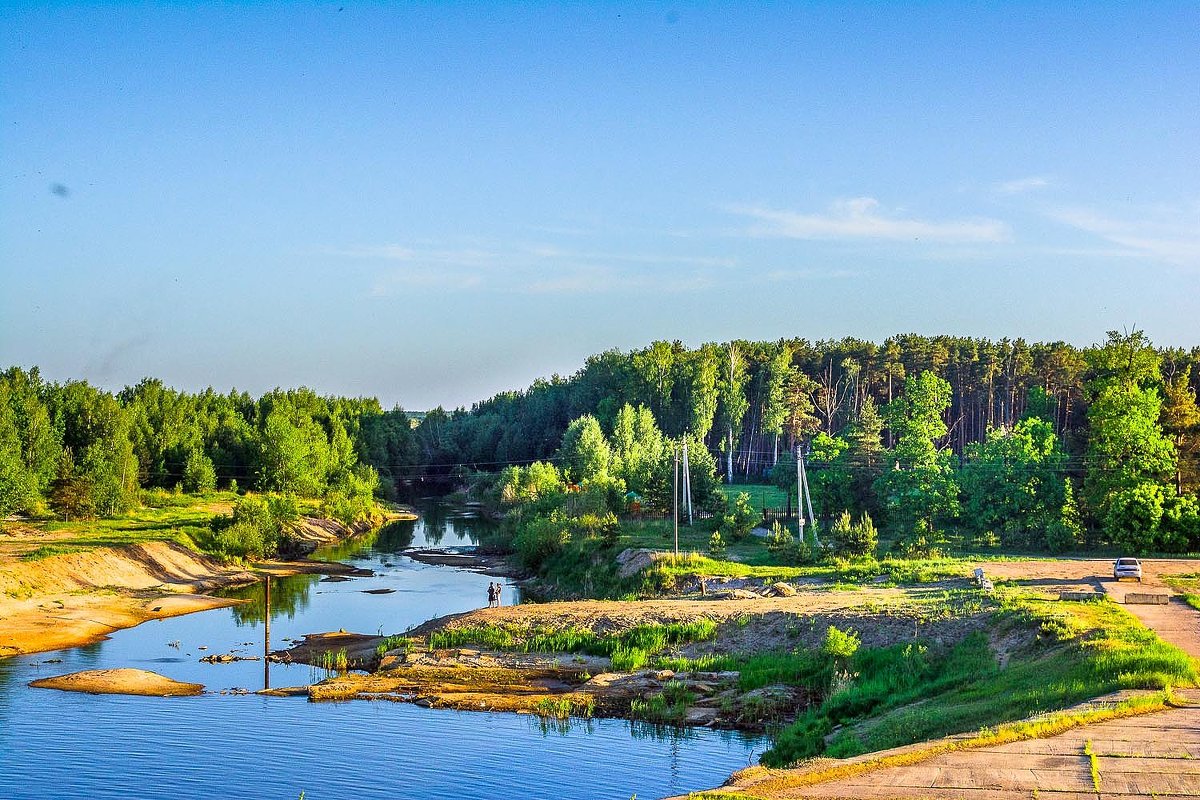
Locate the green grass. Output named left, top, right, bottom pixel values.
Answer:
left=719, top=482, right=791, bottom=510
left=25, top=494, right=241, bottom=553
left=641, top=551, right=994, bottom=588
left=428, top=620, right=719, bottom=665
left=375, top=635, right=414, bottom=657
left=1084, top=739, right=1101, bottom=791
left=631, top=679, right=696, bottom=724
left=759, top=589, right=1198, bottom=766
left=533, top=695, right=596, bottom=719
left=18, top=545, right=84, bottom=561
left=11, top=490, right=378, bottom=563
left=1163, top=573, right=1200, bottom=611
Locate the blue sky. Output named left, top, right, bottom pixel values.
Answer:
left=2, top=2, right=1197, bottom=410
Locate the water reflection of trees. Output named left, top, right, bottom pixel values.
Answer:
left=316, top=528, right=381, bottom=562
left=373, top=521, right=416, bottom=553
left=420, top=504, right=448, bottom=545
left=224, top=574, right=321, bottom=626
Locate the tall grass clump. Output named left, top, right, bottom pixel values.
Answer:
left=427, top=619, right=717, bottom=669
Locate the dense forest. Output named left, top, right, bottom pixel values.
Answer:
left=2, top=330, right=1198, bottom=553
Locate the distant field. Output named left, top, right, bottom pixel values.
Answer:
left=720, top=482, right=790, bottom=510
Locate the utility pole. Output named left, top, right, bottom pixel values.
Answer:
left=796, top=443, right=805, bottom=542
left=672, top=446, right=679, bottom=558
left=682, top=439, right=693, bottom=526
left=800, top=445, right=818, bottom=547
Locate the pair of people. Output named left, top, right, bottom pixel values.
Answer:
left=486, top=581, right=504, bottom=608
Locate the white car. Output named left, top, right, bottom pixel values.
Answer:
left=1113, top=557, right=1143, bottom=582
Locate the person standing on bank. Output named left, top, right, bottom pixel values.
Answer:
left=486, top=582, right=496, bottom=608
left=494, top=581, right=503, bottom=607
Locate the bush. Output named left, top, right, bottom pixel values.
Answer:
left=195, top=519, right=272, bottom=559
left=831, top=511, right=878, bottom=557
left=513, top=511, right=572, bottom=570
left=575, top=511, right=620, bottom=547
left=722, top=492, right=759, bottom=541
left=766, top=520, right=812, bottom=565
left=708, top=530, right=727, bottom=558
left=200, top=493, right=291, bottom=560
left=823, top=625, right=860, bottom=661
left=267, top=493, right=300, bottom=525
left=578, top=473, right=626, bottom=514
left=182, top=449, right=217, bottom=493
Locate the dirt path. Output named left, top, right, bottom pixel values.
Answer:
left=978, top=557, right=1200, bottom=593
left=1124, top=599, right=1200, bottom=660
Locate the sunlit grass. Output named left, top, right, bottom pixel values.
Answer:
left=758, top=589, right=1198, bottom=766
left=428, top=620, right=719, bottom=666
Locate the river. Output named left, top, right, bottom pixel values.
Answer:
left=0, top=502, right=765, bottom=799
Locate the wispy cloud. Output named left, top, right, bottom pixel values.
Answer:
left=765, top=268, right=861, bottom=281
left=523, top=244, right=734, bottom=268
left=330, top=238, right=736, bottom=296
left=995, top=176, right=1051, bottom=194
left=729, top=198, right=1010, bottom=243
left=1050, top=206, right=1200, bottom=268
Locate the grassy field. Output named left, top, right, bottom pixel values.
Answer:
left=720, top=482, right=791, bottom=510
left=3, top=490, right=327, bottom=561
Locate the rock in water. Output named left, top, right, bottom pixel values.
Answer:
left=29, top=668, right=204, bottom=697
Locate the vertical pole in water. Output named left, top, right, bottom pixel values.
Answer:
left=263, top=574, right=271, bottom=690
left=673, top=446, right=679, bottom=559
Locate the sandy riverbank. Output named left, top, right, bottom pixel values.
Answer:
left=0, top=509, right=418, bottom=658
left=0, top=541, right=260, bottom=657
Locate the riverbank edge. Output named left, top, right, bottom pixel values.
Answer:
left=0, top=508, right=418, bottom=658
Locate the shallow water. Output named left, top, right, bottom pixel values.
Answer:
left=0, top=503, right=765, bottom=799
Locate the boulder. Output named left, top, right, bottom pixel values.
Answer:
left=615, top=548, right=659, bottom=579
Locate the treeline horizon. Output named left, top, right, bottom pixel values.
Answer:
left=2, top=330, right=1198, bottom=552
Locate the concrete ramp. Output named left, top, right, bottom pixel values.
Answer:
left=724, top=695, right=1200, bottom=799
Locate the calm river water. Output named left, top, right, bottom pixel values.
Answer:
left=0, top=503, right=765, bottom=799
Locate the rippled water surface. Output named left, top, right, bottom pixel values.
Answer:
left=0, top=503, right=765, bottom=799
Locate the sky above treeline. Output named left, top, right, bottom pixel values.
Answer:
left=1, top=3, right=1197, bottom=411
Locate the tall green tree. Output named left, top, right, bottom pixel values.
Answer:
left=960, top=414, right=1072, bottom=550
left=558, top=414, right=612, bottom=483
left=715, top=342, right=749, bottom=483
left=0, top=384, right=39, bottom=514
left=1083, top=331, right=1178, bottom=550
left=1161, top=375, right=1200, bottom=495
left=760, top=344, right=793, bottom=466
left=875, top=371, right=959, bottom=553
left=609, top=404, right=664, bottom=496
left=844, top=396, right=884, bottom=514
